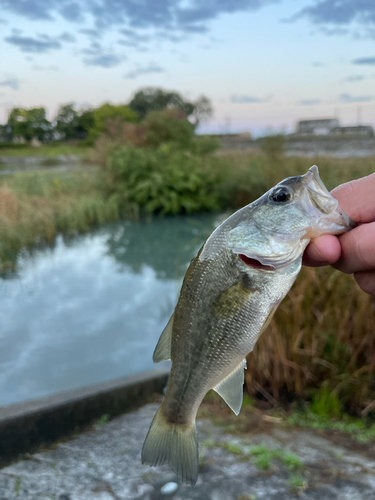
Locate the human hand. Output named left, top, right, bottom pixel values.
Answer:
left=303, top=172, right=375, bottom=296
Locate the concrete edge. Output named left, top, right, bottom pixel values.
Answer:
left=0, top=368, right=169, bottom=467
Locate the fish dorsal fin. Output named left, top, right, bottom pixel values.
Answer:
left=213, top=359, right=246, bottom=415
left=153, top=313, right=174, bottom=363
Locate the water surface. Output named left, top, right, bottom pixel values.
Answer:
left=0, top=214, right=222, bottom=406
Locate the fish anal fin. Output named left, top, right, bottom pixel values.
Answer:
left=153, top=313, right=174, bottom=363
left=213, top=359, right=246, bottom=416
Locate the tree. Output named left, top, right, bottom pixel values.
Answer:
left=55, top=104, right=79, bottom=140
left=76, top=109, right=94, bottom=138
left=128, top=87, right=212, bottom=125
left=7, top=107, right=51, bottom=141
left=87, top=103, right=138, bottom=143
left=191, top=96, right=213, bottom=127
left=142, top=108, right=195, bottom=149
left=54, top=104, right=94, bottom=140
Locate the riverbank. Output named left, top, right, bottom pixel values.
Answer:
left=2, top=399, right=375, bottom=499
left=0, top=149, right=374, bottom=268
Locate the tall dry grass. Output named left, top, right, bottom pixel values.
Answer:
left=0, top=169, right=120, bottom=269
left=212, top=151, right=375, bottom=208
left=245, top=266, right=375, bottom=414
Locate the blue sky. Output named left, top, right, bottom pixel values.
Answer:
left=1, top=0, right=375, bottom=135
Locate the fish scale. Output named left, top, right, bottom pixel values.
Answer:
left=142, top=165, right=357, bottom=484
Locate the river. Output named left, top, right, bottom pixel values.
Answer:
left=0, top=214, right=223, bottom=406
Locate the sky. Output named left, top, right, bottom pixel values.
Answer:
left=1, top=0, right=375, bottom=135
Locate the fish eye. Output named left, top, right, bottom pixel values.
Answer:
left=269, top=186, right=292, bottom=203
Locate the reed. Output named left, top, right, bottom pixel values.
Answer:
left=245, top=266, right=375, bottom=414
left=0, top=169, right=120, bottom=269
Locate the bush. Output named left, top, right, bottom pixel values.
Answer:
left=87, top=103, right=138, bottom=144
left=142, top=108, right=195, bottom=150
left=106, top=144, right=219, bottom=214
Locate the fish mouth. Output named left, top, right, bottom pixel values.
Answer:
left=238, top=254, right=276, bottom=271
left=302, top=165, right=357, bottom=236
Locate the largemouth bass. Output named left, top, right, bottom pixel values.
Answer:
left=142, top=166, right=356, bottom=484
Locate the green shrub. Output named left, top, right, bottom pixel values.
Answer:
left=106, top=144, right=219, bottom=215
left=142, top=108, right=195, bottom=150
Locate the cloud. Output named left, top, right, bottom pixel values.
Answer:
left=339, top=93, right=373, bottom=103
left=0, top=0, right=275, bottom=36
left=32, top=65, right=59, bottom=71
left=83, top=54, right=125, bottom=68
left=352, top=57, right=375, bottom=65
left=298, top=99, right=321, bottom=106
left=59, top=32, right=76, bottom=43
left=0, top=77, right=19, bottom=90
left=0, top=18, right=7, bottom=24
left=319, top=26, right=350, bottom=36
left=312, top=61, right=325, bottom=67
left=124, top=62, right=165, bottom=79
left=4, top=34, right=62, bottom=53
left=79, top=28, right=100, bottom=38
left=291, top=1, right=375, bottom=38
left=82, top=41, right=125, bottom=68
left=230, top=95, right=267, bottom=103
left=345, top=75, right=365, bottom=82
left=59, top=2, right=83, bottom=22
left=0, top=0, right=54, bottom=20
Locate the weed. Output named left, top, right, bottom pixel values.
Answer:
left=14, top=477, right=21, bottom=496
left=287, top=410, right=375, bottom=443
left=281, top=451, right=302, bottom=470
left=248, top=445, right=302, bottom=471
left=94, top=414, right=110, bottom=426
left=222, top=442, right=243, bottom=455
left=311, top=387, right=341, bottom=418
left=254, top=454, right=272, bottom=470
left=287, top=474, right=306, bottom=490
left=242, top=394, right=254, bottom=408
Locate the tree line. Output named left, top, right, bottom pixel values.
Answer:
left=0, top=88, right=212, bottom=145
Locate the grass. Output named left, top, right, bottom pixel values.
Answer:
left=94, top=414, right=110, bottom=426
left=245, top=263, right=375, bottom=415
left=247, top=445, right=302, bottom=471
left=287, top=474, right=306, bottom=490
left=287, top=409, right=375, bottom=443
left=0, top=169, right=122, bottom=270
left=0, top=144, right=93, bottom=157
left=14, top=476, right=21, bottom=496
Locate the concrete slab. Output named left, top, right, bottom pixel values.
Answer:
left=1, top=402, right=375, bottom=500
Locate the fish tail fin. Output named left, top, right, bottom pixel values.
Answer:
left=141, top=407, right=198, bottom=485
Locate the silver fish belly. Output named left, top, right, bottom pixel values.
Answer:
left=142, top=165, right=356, bottom=484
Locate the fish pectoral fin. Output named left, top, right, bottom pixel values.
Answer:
left=153, top=313, right=174, bottom=363
left=213, top=359, right=246, bottom=416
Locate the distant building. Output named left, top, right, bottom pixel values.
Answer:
left=331, top=125, right=374, bottom=137
left=296, top=118, right=339, bottom=135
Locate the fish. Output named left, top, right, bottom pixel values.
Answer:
left=141, top=165, right=356, bottom=484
